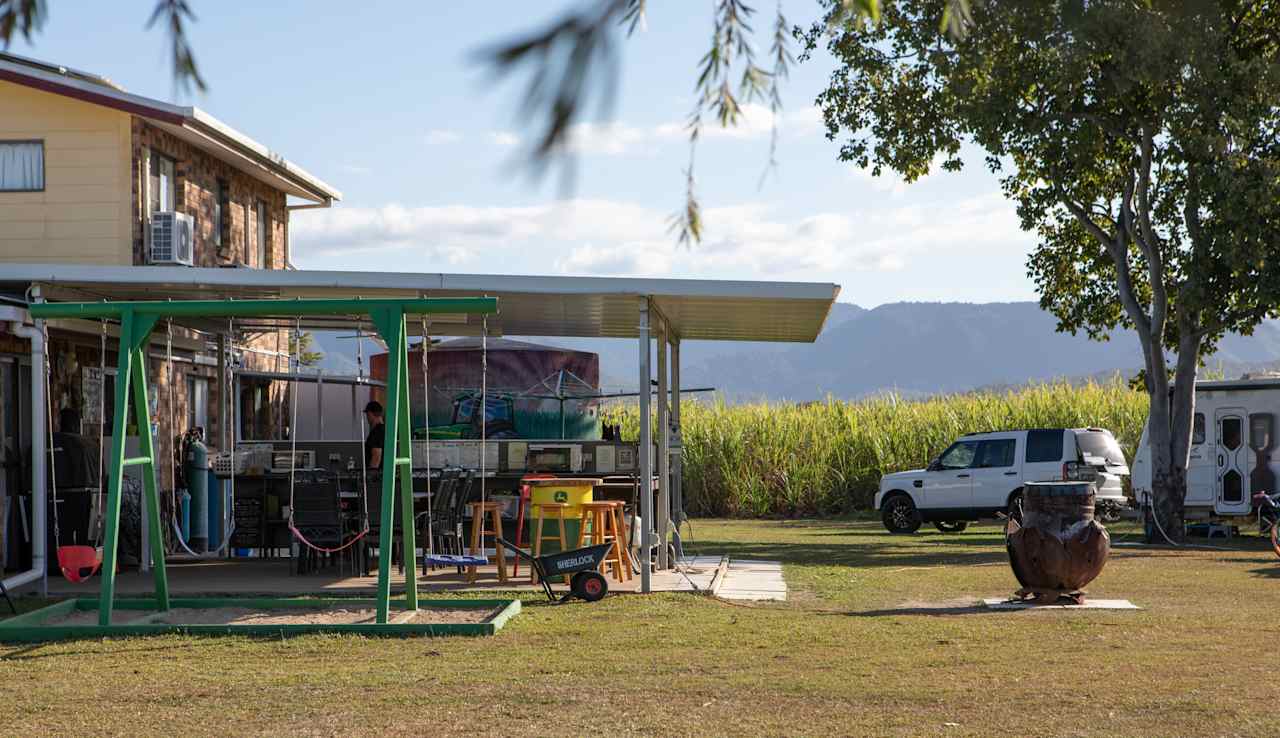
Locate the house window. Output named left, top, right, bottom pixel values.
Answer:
left=256, top=200, right=269, bottom=268
left=242, top=201, right=250, bottom=263
left=0, top=140, right=44, bottom=191
left=187, top=376, right=208, bottom=434
left=148, top=150, right=176, bottom=213
left=213, top=179, right=228, bottom=248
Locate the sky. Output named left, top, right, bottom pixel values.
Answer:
left=13, top=1, right=1040, bottom=308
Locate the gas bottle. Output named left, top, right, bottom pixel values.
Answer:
left=185, top=436, right=210, bottom=552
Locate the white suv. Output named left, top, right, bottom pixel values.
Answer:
left=875, top=428, right=1130, bottom=534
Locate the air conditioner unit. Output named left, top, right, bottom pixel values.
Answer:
left=149, top=211, right=194, bottom=266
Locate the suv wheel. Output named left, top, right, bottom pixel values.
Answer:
left=932, top=520, right=968, bottom=533
left=882, top=494, right=922, bottom=534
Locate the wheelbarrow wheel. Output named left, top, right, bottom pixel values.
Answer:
left=570, top=571, right=608, bottom=602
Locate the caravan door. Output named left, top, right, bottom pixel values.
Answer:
left=1215, top=408, right=1251, bottom=515
left=1185, top=413, right=1215, bottom=507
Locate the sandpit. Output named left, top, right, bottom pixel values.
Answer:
left=42, top=605, right=500, bottom=627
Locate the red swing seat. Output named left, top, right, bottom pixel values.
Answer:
left=57, top=545, right=103, bottom=583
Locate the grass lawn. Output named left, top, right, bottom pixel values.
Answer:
left=4, top=518, right=1280, bottom=737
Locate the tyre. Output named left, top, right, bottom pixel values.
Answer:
left=1097, top=501, right=1122, bottom=524
left=571, top=571, right=608, bottom=602
left=932, top=520, right=968, bottom=533
left=1007, top=490, right=1024, bottom=525
left=881, top=494, right=922, bottom=534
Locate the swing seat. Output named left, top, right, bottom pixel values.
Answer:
left=57, top=545, right=103, bottom=583
left=422, top=553, right=488, bottom=567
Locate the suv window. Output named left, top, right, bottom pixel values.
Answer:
left=976, top=439, right=1016, bottom=468
left=1025, top=429, right=1063, bottom=463
left=937, top=441, right=979, bottom=469
left=1074, top=430, right=1126, bottom=464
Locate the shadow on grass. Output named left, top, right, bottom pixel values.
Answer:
left=688, top=538, right=1009, bottom=569
left=0, top=641, right=193, bottom=662
left=1247, top=562, right=1280, bottom=579
left=835, top=604, right=995, bottom=618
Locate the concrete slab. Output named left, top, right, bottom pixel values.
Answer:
left=715, top=558, right=787, bottom=602
left=981, top=598, right=1140, bottom=610
left=48, top=556, right=720, bottom=597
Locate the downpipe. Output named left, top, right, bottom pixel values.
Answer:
left=0, top=304, right=46, bottom=596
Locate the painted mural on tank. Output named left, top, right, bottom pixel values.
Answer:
left=370, top=338, right=601, bottom=440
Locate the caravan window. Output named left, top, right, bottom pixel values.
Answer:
left=1250, top=413, right=1273, bottom=452
left=1193, top=413, right=1205, bottom=445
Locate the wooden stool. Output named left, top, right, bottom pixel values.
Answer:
left=608, top=501, right=634, bottom=580
left=467, top=501, right=508, bottom=583
left=576, top=501, right=628, bottom=583
left=529, top=502, right=571, bottom=584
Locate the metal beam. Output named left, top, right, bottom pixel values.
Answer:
left=29, top=296, right=497, bottom=320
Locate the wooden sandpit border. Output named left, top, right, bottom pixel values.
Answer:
left=0, top=596, right=522, bottom=642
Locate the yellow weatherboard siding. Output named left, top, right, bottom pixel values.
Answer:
left=0, top=79, right=132, bottom=265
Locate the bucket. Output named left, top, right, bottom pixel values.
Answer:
left=526, top=478, right=600, bottom=554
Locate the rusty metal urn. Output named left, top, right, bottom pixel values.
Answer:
left=1005, top=481, right=1110, bottom=604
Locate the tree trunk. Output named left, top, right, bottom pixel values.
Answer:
left=1143, top=328, right=1200, bottom=544
left=1148, top=461, right=1187, bottom=543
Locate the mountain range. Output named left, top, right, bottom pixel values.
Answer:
left=306, top=301, right=1280, bottom=402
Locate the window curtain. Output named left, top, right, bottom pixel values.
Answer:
left=0, top=141, right=44, bottom=191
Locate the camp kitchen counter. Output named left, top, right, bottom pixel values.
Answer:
left=221, top=439, right=646, bottom=489
left=217, top=440, right=647, bottom=554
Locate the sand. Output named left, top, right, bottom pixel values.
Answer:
left=41, top=605, right=500, bottom=627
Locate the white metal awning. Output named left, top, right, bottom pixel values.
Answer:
left=1, top=264, right=840, bottom=342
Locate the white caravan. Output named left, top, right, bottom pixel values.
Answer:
left=1132, top=377, right=1280, bottom=518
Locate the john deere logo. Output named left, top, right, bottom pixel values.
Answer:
left=554, top=491, right=568, bottom=503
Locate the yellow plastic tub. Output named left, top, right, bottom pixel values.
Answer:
left=524, top=478, right=600, bottom=558
left=526, top=477, right=600, bottom=514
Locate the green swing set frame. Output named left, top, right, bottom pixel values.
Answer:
left=1, top=296, right=522, bottom=641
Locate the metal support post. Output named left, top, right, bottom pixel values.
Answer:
left=670, top=337, right=684, bottom=559
left=638, top=299, right=652, bottom=593
left=656, top=321, right=670, bottom=570
left=99, top=309, right=168, bottom=625
left=371, top=307, right=417, bottom=622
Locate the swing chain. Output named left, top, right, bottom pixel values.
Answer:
left=96, top=319, right=107, bottom=544
left=42, top=319, right=60, bottom=546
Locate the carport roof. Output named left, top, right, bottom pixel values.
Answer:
left=1, top=264, right=840, bottom=342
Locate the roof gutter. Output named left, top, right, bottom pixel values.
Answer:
left=183, top=114, right=340, bottom=206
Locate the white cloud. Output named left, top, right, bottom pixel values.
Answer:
left=291, top=192, right=1030, bottom=280
left=494, top=104, right=824, bottom=157
left=488, top=131, right=519, bottom=147
left=846, top=152, right=953, bottom=197
left=424, top=129, right=462, bottom=145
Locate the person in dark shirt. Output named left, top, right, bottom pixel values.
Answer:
left=364, top=400, right=385, bottom=471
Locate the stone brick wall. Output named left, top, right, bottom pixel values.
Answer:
left=130, top=118, right=289, bottom=269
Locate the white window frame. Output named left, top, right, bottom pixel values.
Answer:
left=0, top=139, right=45, bottom=192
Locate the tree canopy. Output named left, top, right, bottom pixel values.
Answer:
left=806, top=0, right=1280, bottom=533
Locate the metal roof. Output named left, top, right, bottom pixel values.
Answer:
left=1, top=263, right=840, bottom=342
left=0, top=52, right=341, bottom=205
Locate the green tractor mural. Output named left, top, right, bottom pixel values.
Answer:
left=418, top=392, right=520, bottom=440
left=373, top=337, right=603, bottom=441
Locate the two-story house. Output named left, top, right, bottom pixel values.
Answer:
left=0, top=52, right=341, bottom=542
